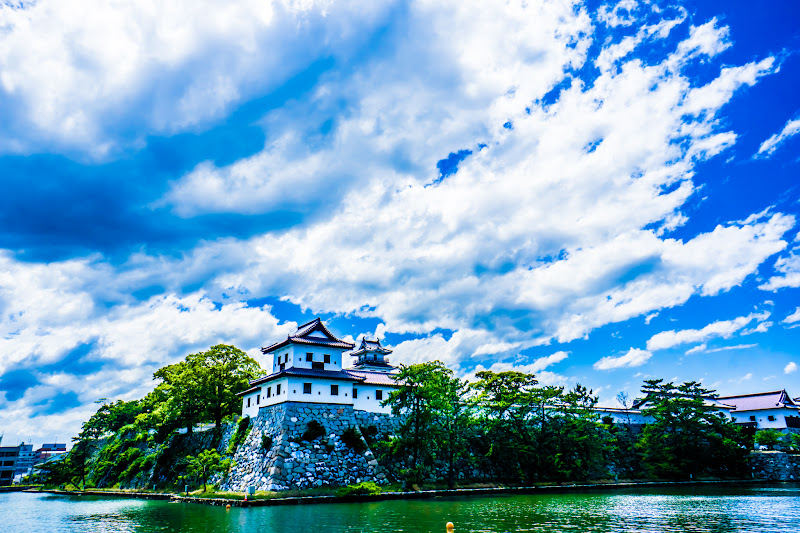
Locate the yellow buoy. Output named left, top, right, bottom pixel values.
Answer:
left=226, top=504, right=231, bottom=510
left=446, top=522, right=455, bottom=531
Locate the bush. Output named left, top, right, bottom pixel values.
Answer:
left=260, top=434, right=272, bottom=451
left=337, top=481, right=382, bottom=497
left=227, top=416, right=251, bottom=454
left=301, top=420, right=325, bottom=442
left=341, top=427, right=367, bottom=453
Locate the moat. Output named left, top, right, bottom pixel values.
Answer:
left=3, top=484, right=800, bottom=532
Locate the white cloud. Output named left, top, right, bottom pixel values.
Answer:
left=784, top=307, right=800, bottom=324
left=594, top=348, right=652, bottom=370
left=729, top=372, right=752, bottom=383
left=757, top=118, right=800, bottom=158
left=646, top=312, right=770, bottom=351
left=0, top=0, right=395, bottom=157
left=685, top=343, right=707, bottom=355
left=785, top=362, right=798, bottom=375
left=705, top=343, right=757, bottom=353
left=761, top=251, right=800, bottom=291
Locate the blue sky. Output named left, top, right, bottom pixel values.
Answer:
left=1, top=0, right=799, bottom=445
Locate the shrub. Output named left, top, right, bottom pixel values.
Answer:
left=227, top=416, right=251, bottom=454
left=337, top=481, right=382, bottom=497
left=301, top=420, right=325, bottom=442
left=341, top=427, right=367, bottom=453
left=260, top=434, right=273, bottom=451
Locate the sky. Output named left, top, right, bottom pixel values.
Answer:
left=0, top=0, right=799, bottom=446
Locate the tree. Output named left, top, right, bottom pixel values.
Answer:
left=184, top=449, right=230, bottom=492
left=190, top=344, right=262, bottom=429
left=432, top=369, right=474, bottom=488
left=471, top=370, right=541, bottom=482
left=755, top=429, right=785, bottom=451
left=385, top=361, right=448, bottom=486
left=636, top=379, right=748, bottom=479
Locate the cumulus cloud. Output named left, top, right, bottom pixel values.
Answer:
left=784, top=308, right=800, bottom=324
left=0, top=0, right=395, bottom=157
left=785, top=362, right=798, bottom=374
left=757, top=118, right=800, bottom=158
left=646, top=312, right=770, bottom=351
left=594, top=348, right=652, bottom=370
left=760, top=251, right=800, bottom=291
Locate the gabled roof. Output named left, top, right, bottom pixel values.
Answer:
left=262, top=317, right=355, bottom=354
left=718, top=390, right=799, bottom=412
left=350, top=337, right=392, bottom=357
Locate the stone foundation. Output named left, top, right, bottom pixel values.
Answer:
left=750, top=451, right=800, bottom=481
left=221, top=402, right=400, bottom=491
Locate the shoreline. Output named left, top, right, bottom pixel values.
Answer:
left=29, top=479, right=791, bottom=507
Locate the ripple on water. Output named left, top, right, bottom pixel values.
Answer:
left=2, top=485, right=800, bottom=533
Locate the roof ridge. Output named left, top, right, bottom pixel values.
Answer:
left=718, top=390, right=785, bottom=399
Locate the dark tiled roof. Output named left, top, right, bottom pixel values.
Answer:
left=262, top=317, right=355, bottom=353
left=345, top=369, right=401, bottom=386
left=718, top=390, right=799, bottom=412
left=350, top=337, right=393, bottom=357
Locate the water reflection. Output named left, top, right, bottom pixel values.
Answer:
left=2, top=485, right=800, bottom=533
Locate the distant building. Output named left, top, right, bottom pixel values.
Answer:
left=719, top=390, right=800, bottom=434
left=0, top=446, right=18, bottom=486
left=596, top=396, right=735, bottom=427
left=238, top=318, right=399, bottom=418
left=34, top=443, right=67, bottom=464
left=14, top=443, right=34, bottom=481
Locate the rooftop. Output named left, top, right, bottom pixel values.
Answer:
left=262, top=317, right=355, bottom=353
left=718, top=390, right=799, bottom=412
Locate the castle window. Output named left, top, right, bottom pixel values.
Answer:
left=376, top=390, right=383, bottom=401
left=306, top=353, right=313, bottom=362
left=303, top=383, right=312, bottom=394
left=277, top=384, right=281, bottom=395
left=267, top=387, right=272, bottom=398
left=353, top=387, right=358, bottom=399
left=768, top=415, right=776, bottom=422
left=750, top=416, right=756, bottom=421
left=247, top=398, right=251, bottom=407
left=312, top=362, right=324, bottom=370
left=256, top=394, right=260, bottom=404
left=331, top=385, right=339, bottom=396
left=324, top=354, right=331, bottom=364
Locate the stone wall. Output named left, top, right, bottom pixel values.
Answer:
left=221, top=402, right=396, bottom=491
left=750, top=451, right=800, bottom=481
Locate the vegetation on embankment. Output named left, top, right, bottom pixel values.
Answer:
left=33, top=344, right=259, bottom=492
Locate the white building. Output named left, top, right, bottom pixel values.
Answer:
left=595, top=396, right=735, bottom=426
left=239, top=318, right=399, bottom=418
left=719, top=390, right=800, bottom=433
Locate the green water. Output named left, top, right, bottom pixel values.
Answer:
left=3, top=485, right=800, bottom=533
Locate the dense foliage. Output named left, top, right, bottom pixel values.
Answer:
left=385, top=366, right=752, bottom=485
left=40, top=344, right=261, bottom=490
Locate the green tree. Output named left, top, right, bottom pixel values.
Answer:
left=385, top=361, right=449, bottom=486
left=755, top=429, right=785, bottom=451
left=184, top=449, right=230, bottom=492
left=432, top=368, right=474, bottom=488
left=190, top=344, right=262, bottom=429
left=471, top=370, right=541, bottom=482
left=637, top=379, right=748, bottom=479
left=548, top=384, right=610, bottom=481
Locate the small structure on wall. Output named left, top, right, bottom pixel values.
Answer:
left=238, top=318, right=399, bottom=418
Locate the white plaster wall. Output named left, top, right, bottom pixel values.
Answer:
left=241, top=388, right=262, bottom=418
left=732, top=408, right=795, bottom=429
left=352, top=385, right=393, bottom=414
left=284, top=376, right=353, bottom=406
